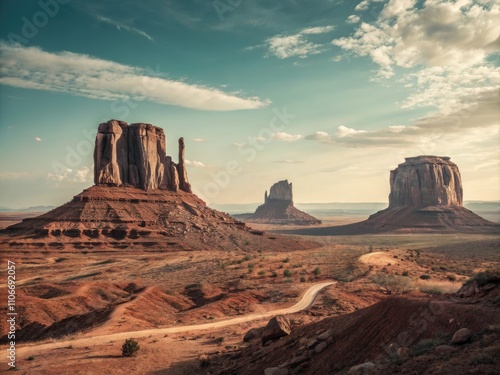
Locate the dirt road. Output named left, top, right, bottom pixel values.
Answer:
left=16, top=281, right=335, bottom=357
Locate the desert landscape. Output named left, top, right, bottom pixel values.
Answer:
left=1, top=120, right=499, bottom=375
left=1, top=1, right=500, bottom=374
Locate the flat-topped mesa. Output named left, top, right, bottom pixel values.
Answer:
left=389, top=155, right=463, bottom=208
left=94, top=120, right=191, bottom=192
left=266, top=180, right=293, bottom=203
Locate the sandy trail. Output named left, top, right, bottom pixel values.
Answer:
left=359, top=251, right=396, bottom=266
left=16, top=281, right=335, bottom=357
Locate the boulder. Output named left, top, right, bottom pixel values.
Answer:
left=318, top=329, right=334, bottom=341
left=315, top=342, right=328, bottom=354
left=435, top=345, right=456, bottom=353
left=243, top=327, right=262, bottom=342
left=348, top=362, right=376, bottom=374
left=451, top=328, right=471, bottom=344
left=264, top=368, right=288, bottom=375
left=262, top=315, right=291, bottom=344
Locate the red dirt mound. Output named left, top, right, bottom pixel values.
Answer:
left=213, top=293, right=500, bottom=374
left=0, top=185, right=318, bottom=251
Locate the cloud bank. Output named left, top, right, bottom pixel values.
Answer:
left=0, top=43, right=269, bottom=111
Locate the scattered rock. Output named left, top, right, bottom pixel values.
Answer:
left=318, top=329, right=334, bottom=341
left=435, top=345, right=456, bottom=353
left=306, top=338, right=319, bottom=349
left=451, top=328, right=471, bottom=344
left=244, top=328, right=262, bottom=342
left=264, top=368, right=288, bottom=375
left=262, top=316, right=291, bottom=344
left=315, top=342, right=328, bottom=354
left=396, top=347, right=409, bottom=358
left=348, top=362, right=376, bottom=374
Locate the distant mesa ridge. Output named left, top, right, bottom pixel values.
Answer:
left=94, top=120, right=191, bottom=193
left=245, top=180, right=321, bottom=226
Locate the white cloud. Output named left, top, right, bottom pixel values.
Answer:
left=333, top=0, right=500, bottom=112
left=95, top=15, right=154, bottom=42
left=265, top=25, right=335, bottom=59
left=304, top=131, right=332, bottom=142
left=346, top=15, right=360, bottom=24
left=336, top=126, right=367, bottom=138
left=34, top=136, right=42, bottom=142
left=191, top=138, right=206, bottom=142
left=0, top=43, right=269, bottom=111
left=47, top=166, right=90, bottom=183
left=274, top=159, right=304, bottom=164
left=272, top=132, right=304, bottom=142
left=185, top=160, right=207, bottom=168
left=355, top=0, right=385, bottom=11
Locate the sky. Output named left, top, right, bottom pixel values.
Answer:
left=0, top=0, right=499, bottom=208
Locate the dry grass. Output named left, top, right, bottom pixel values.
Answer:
left=416, top=279, right=462, bottom=295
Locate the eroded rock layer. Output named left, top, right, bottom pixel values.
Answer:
left=0, top=186, right=317, bottom=251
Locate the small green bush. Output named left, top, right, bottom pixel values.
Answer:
left=283, top=257, right=290, bottom=263
left=313, top=267, right=321, bottom=276
left=258, top=270, right=266, bottom=276
left=271, top=271, right=278, bottom=278
left=300, top=276, right=306, bottom=283
left=402, top=271, right=409, bottom=276
left=283, top=269, right=292, bottom=277
left=420, top=274, right=431, bottom=280
left=465, top=269, right=500, bottom=287
left=121, top=338, right=140, bottom=357
left=410, top=339, right=437, bottom=357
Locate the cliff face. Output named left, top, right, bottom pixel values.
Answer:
left=266, top=180, right=293, bottom=203
left=94, top=120, right=191, bottom=192
left=389, top=156, right=463, bottom=208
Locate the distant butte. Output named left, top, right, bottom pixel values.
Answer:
left=284, top=156, right=499, bottom=235
left=0, top=121, right=316, bottom=251
left=244, top=180, right=321, bottom=226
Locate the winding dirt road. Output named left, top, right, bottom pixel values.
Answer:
left=17, top=281, right=335, bottom=357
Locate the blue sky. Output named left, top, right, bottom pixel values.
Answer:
left=0, top=0, right=499, bottom=208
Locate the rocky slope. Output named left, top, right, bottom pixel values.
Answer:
left=0, top=121, right=317, bottom=251
left=244, top=180, right=321, bottom=226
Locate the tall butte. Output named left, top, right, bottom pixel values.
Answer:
left=0, top=120, right=315, bottom=251
left=245, top=180, right=321, bottom=225
left=360, top=155, right=497, bottom=232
